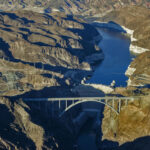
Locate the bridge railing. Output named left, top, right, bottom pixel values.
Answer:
left=23, top=96, right=137, bottom=101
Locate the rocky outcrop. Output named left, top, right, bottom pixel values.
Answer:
left=126, top=51, right=150, bottom=86
left=122, top=26, right=149, bottom=54
left=0, top=96, right=78, bottom=150
left=130, top=44, right=149, bottom=54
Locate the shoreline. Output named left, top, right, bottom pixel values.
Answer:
left=122, top=26, right=149, bottom=54
left=122, top=26, right=149, bottom=86
left=73, top=21, right=149, bottom=94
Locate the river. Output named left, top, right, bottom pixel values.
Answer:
left=88, top=28, right=132, bottom=87
left=77, top=118, right=98, bottom=150
left=77, top=27, right=132, bottom=150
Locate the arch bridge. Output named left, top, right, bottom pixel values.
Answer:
left=24, top=96, right=137, bottom=117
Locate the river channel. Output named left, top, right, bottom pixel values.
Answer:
left=77, top=27, right=133, bottom=150
left=88, top=27, right=132, bottom=87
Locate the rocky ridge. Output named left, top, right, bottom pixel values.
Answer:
left=1, top=0, right=150, bottom=17
left=0, top=10, right=103, bottom=96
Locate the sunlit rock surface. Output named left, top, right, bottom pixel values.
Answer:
left=101, top=94, right=150, bottom=150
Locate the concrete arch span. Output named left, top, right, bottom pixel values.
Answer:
left=59, top=99, right=119, bottom=117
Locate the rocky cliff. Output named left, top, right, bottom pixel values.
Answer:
left=0, top=97, right=76, bottom=150
left=100, top=90, right=150, bottom=150
left=126, top=51, right=150, bottom=86
left=0, top=2, right=150, bottom=150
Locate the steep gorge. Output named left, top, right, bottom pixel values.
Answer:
left=0, top=2, right=150, bottom=150
left=0, top=10, right=103, bottom=149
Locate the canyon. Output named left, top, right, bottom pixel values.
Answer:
left=0, top=1, right=150, bottom=150
left=0, top=10, right=103, bottom=97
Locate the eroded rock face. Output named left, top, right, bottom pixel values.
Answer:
left=101, top=95, right=150, bottom=150
left=0, top=97, right=56, bottom=149
left=0, top=11, right=103, bottom=148
left=126, top=51, right=150, bottom=86
left=0, top=10, right=102, bottom=96
left=0, top=11, right=99, bottom=67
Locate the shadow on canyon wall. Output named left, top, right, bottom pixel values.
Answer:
left=8, top=83, right=105, bottom=99
left=0, top=103, right=36, bottom=149
left=0, top=35, right=93, bottom=74
left=91, top=21, right=126, bottom=34
left=11, top=86, right=76, bottom=99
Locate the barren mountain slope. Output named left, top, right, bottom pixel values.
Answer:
left=0, top=10, right=102, bottom=96
left=100, top=6, right=150, bottom=50
left=127, top=51, right=150, bottom=86
left=1, top=0, right=150, bottom=16
left=101, top=92, right=150, bottom=150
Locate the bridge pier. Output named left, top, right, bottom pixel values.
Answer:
left=112, top=99, right=115, bottom=108
left=105, top=99, right=108, bottom=105
left=59, top=100, right=61, bottom=109
left=125, top=99, right=128, bottom=106
left=65, top=101, right=68, bottom=109
left=51, top=101, right=54, bottom=118
left=44, top=102, right=47, bottom=114
left=118, top=99, right=121, bottom=113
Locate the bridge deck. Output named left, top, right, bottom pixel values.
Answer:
left=23, top=97, right=135, bottom=101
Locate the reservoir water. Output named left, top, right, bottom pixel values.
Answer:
left=78, top=27, right=132, bottom=150
left=88, top=28, right=132, bottom=87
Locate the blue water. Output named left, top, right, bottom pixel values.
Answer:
left=77, top=131, right=98, bottom=150
left=88, top=28, right=132, bottom=87
left=77, top=118, right=98, bottom=150
left=77, top=28, right=132, bottom=150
